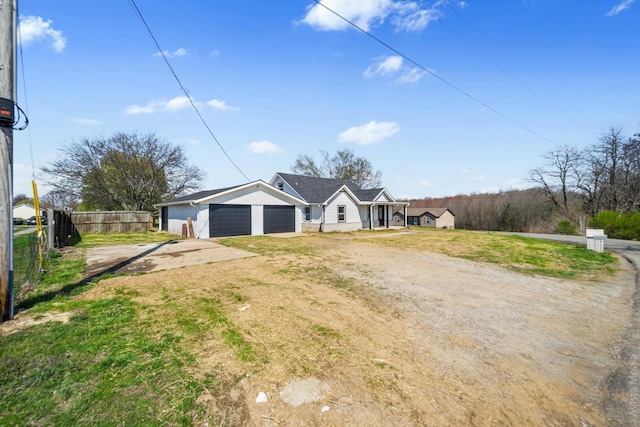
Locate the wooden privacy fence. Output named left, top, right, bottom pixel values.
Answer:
left=53, top=210, right=151, bottom=247
left=71, top=211, right=151, bottom=234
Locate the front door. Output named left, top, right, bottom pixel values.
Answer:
left=378, top=205, right=385, bottom=227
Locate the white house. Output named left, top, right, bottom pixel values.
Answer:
left=13, top=203, right=36, bottom=221
left=270, top=173, right=408, bottom=232
left=394, top=207, right=456, bottom=229
left=154, top=180, right=307, bottom=238
left=155, top=174, right=408, bottom=238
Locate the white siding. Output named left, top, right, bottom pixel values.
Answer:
left=196, top=203, right=210, bottom=238
left=167, top=204, right=199, bottom=236
left=274, top=179, right=303, bottom=201
left=251, top=205, right=263, bottom=235
left=359, top=206, right=371, bottom=229
left=373, top=192, right=392, bottom=203
left=324, top=191, right=362, bottom=231
left=163, top=184, right=303, bottom=238
left=435, top=211, right=456, bottom=229
left=13, top=204, right=36, bottom=219
left=212, top=185, right=293, bottom=205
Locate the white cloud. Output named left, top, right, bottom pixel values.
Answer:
left=363, top=55, right=427, bottom=83
left=126, top=96, right=239, bottom=115
left=125, top=103, right=156, bottom=115
left=338, top=120, right=399, bottom=145
left=125, top=96, right=195, bottom=115
left=69, top=117, right=102, bottom=126
left=18, top=15, right=66, bottom=52
left=300, top=0, right=393, bottom=31
left=392, top=2, right=441, bottom=32
left=363, top=55, right=403, bottom=78
left=210, top=49, right=220, bottom=58
left=207, top=99, right=239, bottom=111
left=606, top=0, right=635, bottom=15
left=165, top=96, right=195, bottom=112
left=153, top=48, right=187, bottom=58
left=248, top=140, right=282, bottom=154
left=397, top=67, right=427, bottom=83
left=300, top=0, right=442, bottom=32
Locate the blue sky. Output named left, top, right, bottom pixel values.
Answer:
left=12, top=0, right=640, bottom=200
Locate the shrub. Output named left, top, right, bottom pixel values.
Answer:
left=555, top=220, right=578, bottom=235
left=589, top=211, right=640, bottom=241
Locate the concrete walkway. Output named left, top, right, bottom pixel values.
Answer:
left=84, top=239, right=256, bottom=278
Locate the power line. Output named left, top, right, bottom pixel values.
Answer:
left=127, top=0, right=250, bottom=181
left=441, top=1, right=597, bottom=137
left=311, top=0, right=560, bottom=147
left=17, top=24, right=36, bottom=180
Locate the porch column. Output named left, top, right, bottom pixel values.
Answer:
left=404, top=205, right=407, bottom=227
left=369, top=204, right=373, bottom=230
left=386, top=205, right=389, bottom=228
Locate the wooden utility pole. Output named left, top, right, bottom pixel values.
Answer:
left=0, top=0, right=17, bottom=322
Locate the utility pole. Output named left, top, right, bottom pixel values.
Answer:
left=0, top=0, right=17, bottom=322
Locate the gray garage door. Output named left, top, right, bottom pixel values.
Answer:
left=209, top=204, right=251, bottom=237
left=263, top=205, right=295, bottom=234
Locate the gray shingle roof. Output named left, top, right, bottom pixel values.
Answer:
left=159, top=184, right=244, bottom=205
left=276, top=173, right=363, bottom=204
left=406, top=207, right=453, bottom=217
left=354, top=188, right=384, bottom=201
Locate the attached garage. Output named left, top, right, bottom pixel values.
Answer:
left=155, top=180, right=306, bottom=239
left=209, top=204, right=251, bottom=237
left=263, top=205, right=295, bottom=234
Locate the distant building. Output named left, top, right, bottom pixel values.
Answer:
left=13, top=203, right=36, bottom=221
left=393, top=208, right=455, bottom=229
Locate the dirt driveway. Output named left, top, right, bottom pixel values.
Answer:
left=79, top=234, right=637, bottom=426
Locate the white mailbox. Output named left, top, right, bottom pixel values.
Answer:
left=586, top=228, right=606, bottom=253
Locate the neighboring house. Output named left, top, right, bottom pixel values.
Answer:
left=13, top=203, right=36, bottom=221
left=271, top=172, right=409, bottom=232
left=393, top=208, right=455, bottom=229
left=154, top=180, right=307, bottom=238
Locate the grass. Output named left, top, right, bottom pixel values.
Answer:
left=218, top=235, right=318, bottom=257
left=358, top=229, right=617, bottom=281
left=73, top=231, right=181, bottom=248
left=1, top=228, right=622, bottom=425
left=0, top=297, right=201, bottom=426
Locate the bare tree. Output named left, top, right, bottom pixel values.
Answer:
left=41, top=132, right=205, bottom=211
left=619, top=132, right=640, bottom=212
left=39, top=189, right=79, bottom=211
left=292, top=149, right=382, bottom=188
left=528, top=144, right=581, bottom=218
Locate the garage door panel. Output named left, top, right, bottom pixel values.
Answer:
left=264, top=205, right=295, bottom=234
left=209, top=204, right=251, bottom=237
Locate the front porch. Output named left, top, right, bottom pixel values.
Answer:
left=363, top=203, right=408, bottom=230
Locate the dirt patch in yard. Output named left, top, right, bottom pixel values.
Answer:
left=73, top=234, right=637, bottom=425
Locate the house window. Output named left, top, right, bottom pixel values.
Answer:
left=424, top=217, right=431, bottom=225
left=276, top=182, right=284, bottom=190
left=338, top=205, right=346, bottom=222
left=304, top=206, right=311, bottom=221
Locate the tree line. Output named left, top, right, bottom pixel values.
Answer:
left=409, top=126, right=640, bottom=237
left=529, top=127, right=640, bottom=222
